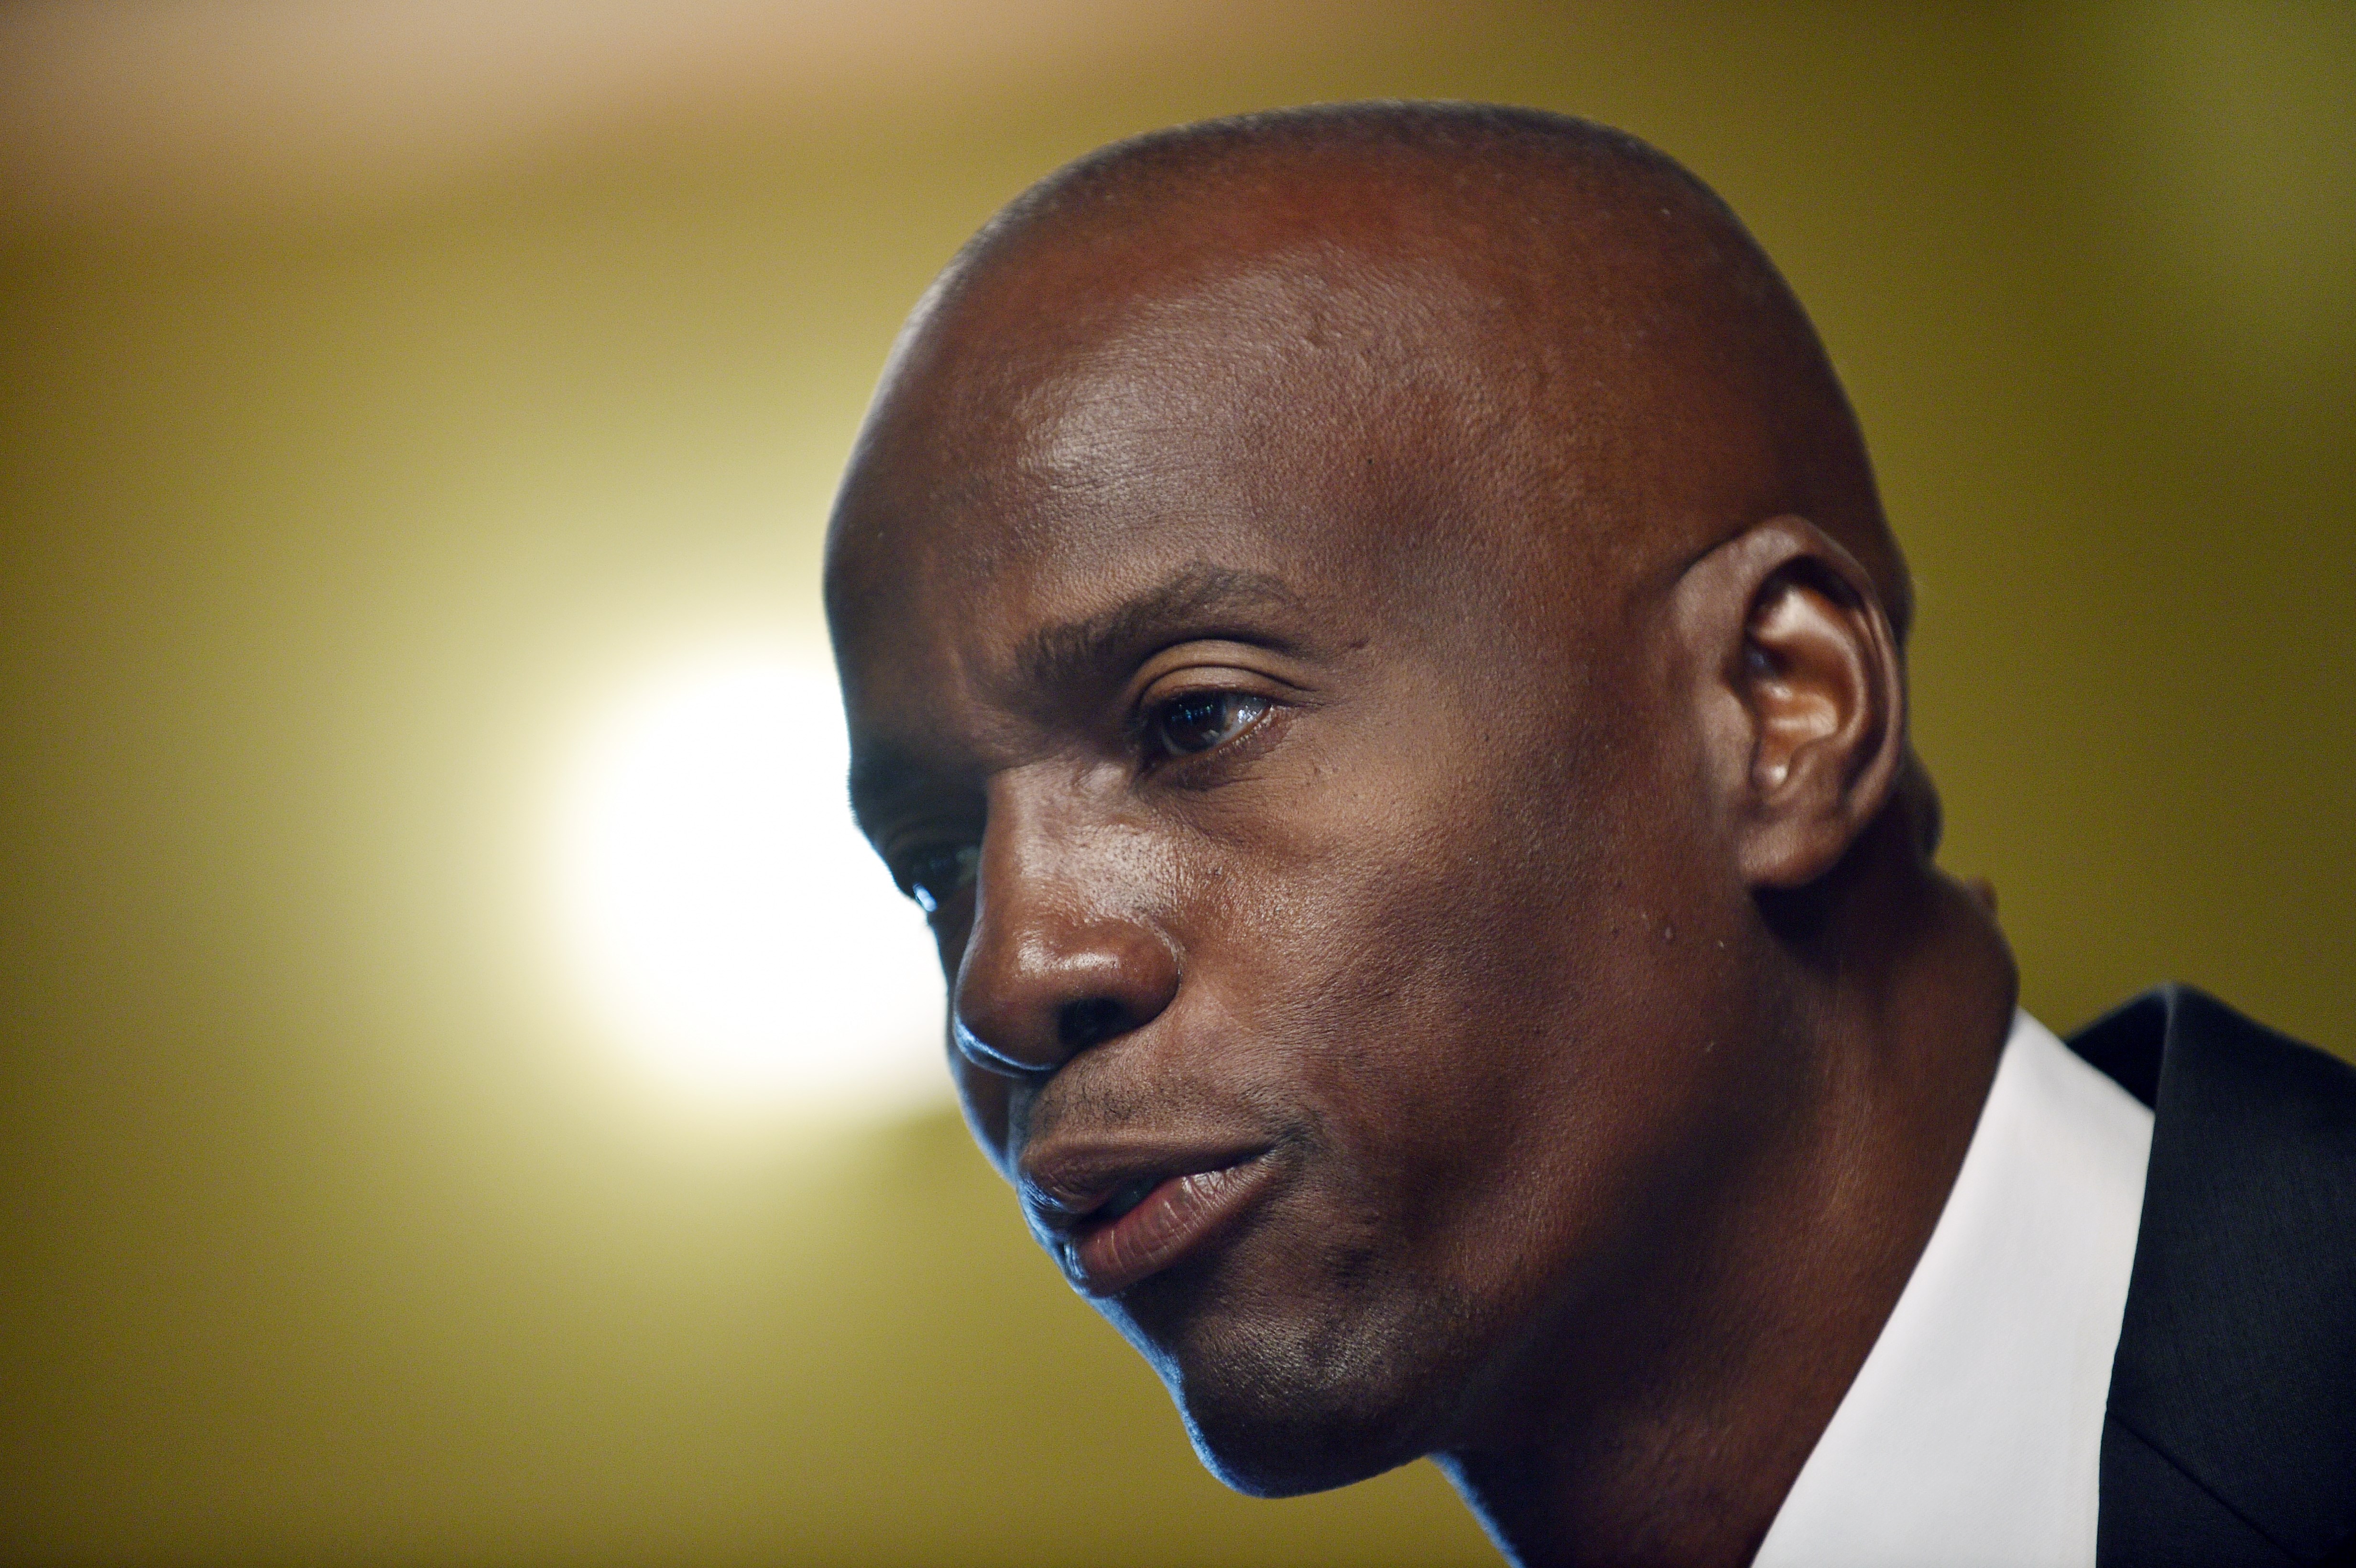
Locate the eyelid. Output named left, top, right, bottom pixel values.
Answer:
left=1121, top=639, right=1313, bottom=766
left=1125, top=639, right=1310, bottom=708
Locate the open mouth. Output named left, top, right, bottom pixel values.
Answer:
left=1058, top=1153, right=1281, bottom=1297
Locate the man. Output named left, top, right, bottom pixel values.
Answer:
left=822, top=104, right=2356, bottom=1566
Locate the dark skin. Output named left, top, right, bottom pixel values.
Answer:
left=825, top=107, right=2015, bottom=1568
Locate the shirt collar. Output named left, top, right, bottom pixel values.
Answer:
left=1750, top=1011, right=2154, bottom=1568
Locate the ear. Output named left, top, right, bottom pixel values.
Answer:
left=1672, top=515, right=1907, bottom=890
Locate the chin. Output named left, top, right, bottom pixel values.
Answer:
left=1178, top=1393, right=1418, bottom=1498
left=1113, top=1272, right=1468, bottom=1498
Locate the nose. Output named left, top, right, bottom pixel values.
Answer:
left=950, top=795, right=1180, bottom=1079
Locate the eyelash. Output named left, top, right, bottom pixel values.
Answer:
left=901, top=841, right=978, bottom=916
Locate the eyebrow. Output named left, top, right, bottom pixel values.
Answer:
left=1013, top=562, right=1306, bottom=701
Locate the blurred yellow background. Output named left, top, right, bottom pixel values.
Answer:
left=1, top=3, right=2349, bottom=1563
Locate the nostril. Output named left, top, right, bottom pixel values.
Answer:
left=1058, top=996, right=1128, bottom=1053
left=954, top=900, right=1180, bottom=1074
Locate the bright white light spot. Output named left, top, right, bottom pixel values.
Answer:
left=558, top=651, right=946, bottom=1112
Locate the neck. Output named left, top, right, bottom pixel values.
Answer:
left=1436, top=853, right=2017, bottom=1568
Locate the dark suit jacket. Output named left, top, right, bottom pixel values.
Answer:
left=2067, top=987, right=2356, bottom=1566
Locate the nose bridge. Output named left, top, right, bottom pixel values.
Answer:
left=952, top=765, right=1179, bottom=1078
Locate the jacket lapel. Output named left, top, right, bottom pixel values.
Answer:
left=2069, top=987, right=2356, bottom=1566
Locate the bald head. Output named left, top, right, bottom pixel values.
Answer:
left=831, top=102, right=1909, bottom=649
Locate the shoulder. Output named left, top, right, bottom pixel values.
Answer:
left=2068, top=987, right=2356, bottom=1567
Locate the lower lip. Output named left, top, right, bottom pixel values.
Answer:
left=1065, top=1155, right=1279, bottom=1297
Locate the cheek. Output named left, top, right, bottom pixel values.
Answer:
left=1193, top=683, right=1736, bottom=1292
left=1206, top=718, right=1615, bottom=1171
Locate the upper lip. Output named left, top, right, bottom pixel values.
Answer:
left=1019, top=1138, right=1274, bottom=1235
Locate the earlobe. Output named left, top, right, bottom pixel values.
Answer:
left=1675, top=517, right=1907, bottom=891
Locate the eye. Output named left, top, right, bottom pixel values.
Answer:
left=1149, top=691, right=1271, bottom=757
left=904, top=842, right=979, bottom=915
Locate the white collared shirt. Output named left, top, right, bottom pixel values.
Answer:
left=1750, top=1011, right=2156, bottom=1568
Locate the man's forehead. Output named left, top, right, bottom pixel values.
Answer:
left=902, top=245, right=1516, bottom=466
left=828, top=245, right=1569, bottom=623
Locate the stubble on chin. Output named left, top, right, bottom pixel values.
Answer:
left=1107, top=1231, right=1488, bottom=1498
